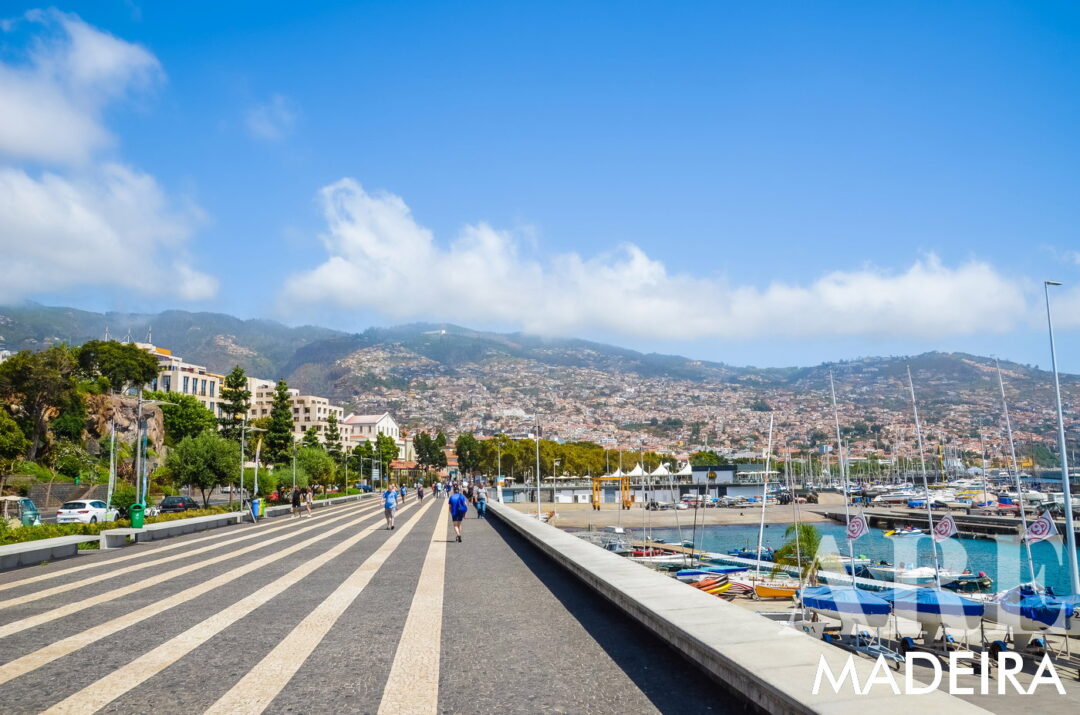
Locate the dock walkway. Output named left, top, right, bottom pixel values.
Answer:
left=0, top=497, right=733, bottom=714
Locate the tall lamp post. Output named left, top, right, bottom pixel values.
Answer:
left=1044, top=280, right=1080, bottom=594
left=239, top=422, right=265, bottom=517
left=535, top=415, right=542, bottom=519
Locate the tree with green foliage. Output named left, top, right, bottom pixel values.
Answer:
left=414, top=431, right=437, bottom=473
left=324, top=413, right=342, bottom=461
left=689, top=450, right=723, bottom=466
left=165, top=431, right=241, bottom=507
left=374, top=433, right=399, bottom=478
left=50, top=391, right=87, bottom=442
left=297, top=446, right=335, bottom=489
left=143, top=391, right=217, bottom=445
left=301, top=426, right=321, bottom=450
left=75, top=340, right=159, bottom=394
left=218, top=366, right=251, bottom=442
left=0, top=409, right=30, bottom=494
left=349, top=441, right=374, bottom=478
left=772, top=523, right=823, bottom=584
left=455, top=433, right=481, bottom=476
left=0, top=346, right=79, bottom=459
left=264, top=380, right=294, bottom=464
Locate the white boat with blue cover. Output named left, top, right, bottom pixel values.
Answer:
left=877, top=587, right=984, bottom=633
left=797, top=585, right=891, bottom=629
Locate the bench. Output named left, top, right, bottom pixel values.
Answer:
left=134, top=511, right=241, bottom=542
left=99, top=527, right=143, bottom=549
left=0, top=535, right=101, bottom=570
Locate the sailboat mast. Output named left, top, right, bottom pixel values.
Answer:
left=755, top=414, right=774, bottom=580
left=785, top=440, right=804, bottom=585
left=997, top=361, right=1038, bottom=585
left=907, top=365, right=942, bottom=589
left=829, top=372, right=858, bottom=585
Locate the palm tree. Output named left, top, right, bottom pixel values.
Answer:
left=772, top=523, right=823, bottom=585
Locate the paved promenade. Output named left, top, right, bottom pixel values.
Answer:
left=0, top=498, right=730, bottom=714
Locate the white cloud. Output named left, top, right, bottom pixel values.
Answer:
left=246, top=94, right=296, bottom=141
left=0, top=9, right=162, bottom=164
left=0, top=10, right=216, bottom=303
left=283, top=180, right=1032, bottom=340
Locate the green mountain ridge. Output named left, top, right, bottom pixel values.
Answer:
left=0, top=304, right=1075, bottom=419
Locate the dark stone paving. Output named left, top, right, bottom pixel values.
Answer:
left=1, top=498, right=744, bottom=714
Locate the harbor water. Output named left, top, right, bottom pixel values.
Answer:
left=646, top=522, right=1080, bottom=595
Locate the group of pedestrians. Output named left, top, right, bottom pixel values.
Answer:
left=377, top=477, right=491, bottom=542
left=289, top=486, right=314, bottom=518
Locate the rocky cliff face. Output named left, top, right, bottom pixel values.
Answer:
left=84, top=394, right=165, bottom=463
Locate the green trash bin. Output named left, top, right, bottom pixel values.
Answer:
left=129, top=503, right=145, bottom=529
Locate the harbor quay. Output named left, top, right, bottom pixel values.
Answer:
left=6, top=493, right=1073, bottom=713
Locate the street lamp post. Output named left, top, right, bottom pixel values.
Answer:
left=239, top=422, right=265, bottom=519
left=1044, top=280, right=1080, bottom=594
left=535, top=416, right=542, bottom=519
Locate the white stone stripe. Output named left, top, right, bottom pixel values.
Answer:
left=42, top=500, right=420, bottom=715
left=0, top=504, right=385, bottom=686
left=378, top=501, right=449, bottom=715
left=0, top=502, right=369, bottom=640
left=0, top=500, right=379, bottom=608
left=204, top=498, right=437, bottom=715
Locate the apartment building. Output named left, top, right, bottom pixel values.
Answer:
left=245, top=377, right=345, bottom=443
left=139, top=343, right=225, bottom=417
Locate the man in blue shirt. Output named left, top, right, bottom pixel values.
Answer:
left=448, top=486, right=468, bottom=542
left=383, top=484, right=398, bottom=530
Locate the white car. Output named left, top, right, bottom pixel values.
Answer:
left=56, top=500, right=118, bottom=524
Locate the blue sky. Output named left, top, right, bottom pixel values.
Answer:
left=2, top=1, right=1080, bottom=370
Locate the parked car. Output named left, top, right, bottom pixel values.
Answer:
left=1, top=496, right=42, bottom=527
left=56, top=500, right=119, bottom=524
left=158, top=496, right=200, bottom=513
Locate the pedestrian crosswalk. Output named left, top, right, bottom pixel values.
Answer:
left=0, top=496, right=724, bottom=714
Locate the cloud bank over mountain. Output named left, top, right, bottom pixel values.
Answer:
left=284, top=178, right=1053, bottom=339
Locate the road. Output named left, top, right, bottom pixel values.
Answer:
left=0, top=496, right=734, bottom=714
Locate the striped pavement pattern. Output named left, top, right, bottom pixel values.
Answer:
left=0, top=495, right=725, bottom=714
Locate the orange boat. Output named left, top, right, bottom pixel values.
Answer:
left=752, top=582, right=798, bottom=600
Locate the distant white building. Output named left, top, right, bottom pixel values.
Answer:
left=139, top=343, right=225, bottom=417
left=343, top=412, right=410, bottom=459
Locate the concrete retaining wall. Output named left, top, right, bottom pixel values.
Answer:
left=488, top=502, right=987, bottom=715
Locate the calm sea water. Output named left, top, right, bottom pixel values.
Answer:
left=645, top=521, right=1080, bottom=595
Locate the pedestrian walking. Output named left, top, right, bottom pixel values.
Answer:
left=383, top=483, right=398, bottom=530
left=417, top=485, right=425, bottom=502
left=304, top=487, right=314, bottom=517
left=290, top=486, right=301, bottom=518
left=448, top=486, right=468, bottom=542
left=400, top=485, right=407, bottom=504
left=476, top=484, right=488, bottom=519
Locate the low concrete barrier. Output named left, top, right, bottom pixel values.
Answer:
left=0, top=534, right=99, bottom=570
left=264, top=492, right=371, bottom=519
left=134, top=511, right=241, bottom=542
left=99, top=527, right=142, bottom=549
left=488, top=502, right=987, bottom=715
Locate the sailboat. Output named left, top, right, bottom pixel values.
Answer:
left=728, top=414, right=802, bottom=600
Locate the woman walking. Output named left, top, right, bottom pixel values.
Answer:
left=290, top=486, right=301, bottom=518
left=448, top=486, right=468, bottom=542
left=383, top=483, right=398, bottom=530
left=304, top=487, right=314, bottom=517
left=476, top=483, right=488, bottom=519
